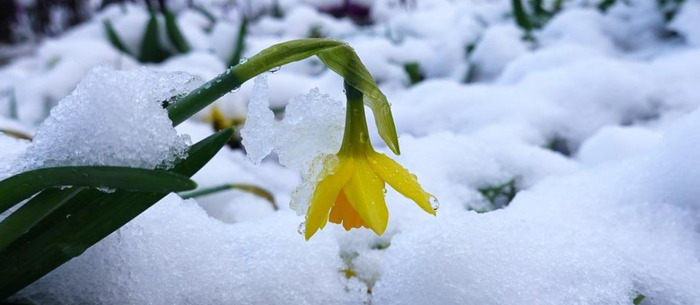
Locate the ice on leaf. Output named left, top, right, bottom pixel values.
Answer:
left=10, top=65, right=199, bottom=175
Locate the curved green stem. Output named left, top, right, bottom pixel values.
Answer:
left=166, top=38, right=400, bottom=155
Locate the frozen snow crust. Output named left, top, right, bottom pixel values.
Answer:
left=2, top=0, right=700, bottom=304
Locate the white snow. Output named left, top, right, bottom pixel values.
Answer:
left=2, top=0, right=700, bottom=304
left=19, top=195, right=368, bottom=305
left=9, top=66, right=197, bottom=174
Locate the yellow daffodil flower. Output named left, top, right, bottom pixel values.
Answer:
left=204, top=106, right=244, bottom=131
left=304, top=83, right=437, bottom=240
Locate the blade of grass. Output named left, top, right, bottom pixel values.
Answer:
left=139, top=11, right=170, bottom=63
left=0, top=187, right=85, bottom=252
left=227, top=17, right=248, bottom=67
left=0, top=128, right=233, bottom=299
left=103, top=19, right=133, bottom=56
left=164, top=10, right=191, bottom=53
left=0, top=129, right=31, bottom=141
left=179, top=183, right=277, bottom=210
left=0, top=166, right=197, bottom=215
left=511, top=0, right=532, bottom=33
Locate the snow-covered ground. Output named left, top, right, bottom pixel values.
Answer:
left=2, top=0, right=700, bottom=304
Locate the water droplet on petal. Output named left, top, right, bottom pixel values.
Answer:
left=269, top=66, right=281, bottom=73
left=230, top=86, right=240, bottom=93
left=430, top=196, right=440, bottom=211
left=297, top=222, right=306, bottom=235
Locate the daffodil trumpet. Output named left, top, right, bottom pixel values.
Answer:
left=304, top=82, right=437, bottom=240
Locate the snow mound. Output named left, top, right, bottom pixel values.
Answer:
left=11, top=66, right=199, bottom=174
left=373, top=108, right=700, bottom=305
left=20, top=195, right=366, bottom=305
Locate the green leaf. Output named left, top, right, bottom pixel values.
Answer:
left=511, top=0, right=533, bottom=33
left=0, top=166, right=197, bottom=215
left=164, top=10, right=191, bottom=53
left=403, top=61, right=424, bottom=85
left=0, top=187, right=85, bottom=252
left=179, top=183, right=277, bottom=210
left=0, top=128, right=233, bottom=299
left=597, top=0, right=617, bottom=12
left=316, top=44, right=400, bottom=154
left=139, top=11, right=170, bottom=63
left=103, top=19, right=133, bottom=56
left=167, top=38, right=401, bottom=154
left=227, top=17, right=248, bottom=67
left=633, top=294, right=645, bottom=305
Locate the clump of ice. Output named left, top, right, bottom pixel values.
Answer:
left=241, top=75, right=345, bottom=215
left=11, top=65, right=200, bottom=174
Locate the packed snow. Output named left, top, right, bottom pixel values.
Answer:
left=1, top=0, right=700, bottom=304
left=7, top=65, right=196, bottom=178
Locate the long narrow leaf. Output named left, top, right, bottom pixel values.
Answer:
left=179, top=183, right=277, bottom=209
left=0, top=129, right=31, bottom=141
left=0, top=128, right=233, bottom=299
left=139, top=11, right=169, bottom=63
left=0, top=187, right=85, bottom=252
left=227, top=17, right=248, bottom=67
left=0, top=166, right=197, bottom=215
left=164, top=10, right=191, bottom=53
left=511, top=0, right=532, bottom=32
left=103, top=20, right=133, bottom=56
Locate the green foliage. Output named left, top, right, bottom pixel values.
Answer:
left=0, top=166, right=196, bottom=215
left=271, top=0, right=285, bottom=18
left=511, top=0, right=565, bottom=40
left=138, top=11, right=171, bottom=63
left=658, top=0, right=687, bottom=22
left=227, top=18, right=249, bottom=67
left=544, top=136, right=572, bottom=157
left=0, top=129, right=232, bottom=299
left=403, top=61, right=425, bottom=85
left=597, top=0, right=618, bottom=13
left=103, top=19, right=132, bottom=56
left=104, top=9, right=192, bottom=63
left=164, top=10, right=191, bottom=53
left=633, top=294, right=646, bottom=305
left=478, top=178, right=518, bottom=210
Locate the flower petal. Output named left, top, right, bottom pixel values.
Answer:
left=367, top=152, right=436, bottom=215
left=343, top=157, right=389, bottom=235
left=305, top=157, right=354, bottom=240
left=329, top=190, right=365, bottom=231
